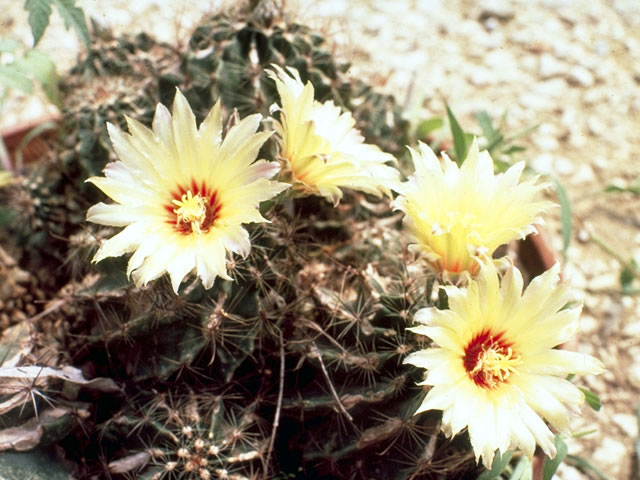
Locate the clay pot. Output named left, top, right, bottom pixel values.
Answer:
left=1, top=113, right=60, bottom=168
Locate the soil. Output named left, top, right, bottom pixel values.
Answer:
left=2, top=0, right=640, bottom=479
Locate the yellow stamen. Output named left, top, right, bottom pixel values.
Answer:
left=471, top=346, right=522, bottom=387
left=173, top=191, right=207, bottom=234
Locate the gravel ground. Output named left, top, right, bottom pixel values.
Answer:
left=2, top=1, right=640, bottom=479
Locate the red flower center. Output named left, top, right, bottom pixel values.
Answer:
left=165, top=180, right=221, bottom=235
left=463, top=330, right=521, bottom=389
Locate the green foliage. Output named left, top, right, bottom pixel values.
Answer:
left=0, top=40, right=59, bottom=106
left=412, top=107, right=537, bottom=172
left=554, top=179, right=572, bottom=264
left=446, top=103, right=468, bottom=165
left=478, top=450, right=514, bottom=480
left=604, top=176, right=640, bottom=195
left=578, top=387, right=602, bottom=411
left=543, top=434, right=568, bottom=480
left=636, top=402, right=640, bottom=475
left=24, top=0, right=90, bottom=48
left=566, top=454, right=613, bottom=480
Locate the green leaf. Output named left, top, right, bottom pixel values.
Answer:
left=502, top=145, right=526, bottom=155
left=0, top=64, right=33, bottom=93
left=415, top=117, right=444, bottom=140
left=0, top=39, right=20, bottom=52
left=578, top=387, right=601, bottom=411
left=621, top=266, right=635, bottom=293
left=15, top=49, right=59, bottom=105
left=566, top=454, right=612, bottom=480
left=554, top=179, right=572, bottom=263
left=25, top=0, right=90, bottom=48
left=635, top=402, right=640, bottom=471
left=51, top=0, right=90, bottom=48
left=475, top=110, right=496, bottom=140
left=509, top=456, right=532, bottom=480
left=543, top=434, right=568, bottom=480
left=24, top=0, right=53, bottom=46
left=506, top=123, right=540, bottom=142
left=604, top=176, right=640, bottom=195
left=446, top=104, right=468, bottom=166
left=478, top=450, right=514, bottom=480
left=16, top=49, right=53, bottom=85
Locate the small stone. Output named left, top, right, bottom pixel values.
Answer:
left=623, top=320, right=640, bottom=338
left=556, top=463, right=587, bottom=480
left=612, top=413, right=639, bottom=438
left=592, top=438, right=627, bottom=476
left=579, top=314, right=598, bottom=334
left=519, top=92, right=554, bottom=110
left=468, top=67, right=496, bottom=86
left=577, top=229, right=590, bottom=243
left=530, top=153, right=554, bottom=175
left=564, top=264, right=587, bottom=289
left=532, top=134, right=559, bottom=151
left=532, top=78, right=566, bottom=98
left=573, top=164, right=596, bottom=184
left=593, top=40, right=610, bottom=57
left=482, top=16, right=500, bottom=32
left=555, top=156, right=575, bottom=176
left=587, top=116, right=605, bottom=136
left=568, top=66, right=595, bottom=87
left=478, top=0, right=515, bottom=21
left=592, top=156, right=608, bottom=172
left=629, top=361, right=640, bottom=389
left=484, top=49, right=516, bottom=71
left=539, top=53, right=566, bottom=78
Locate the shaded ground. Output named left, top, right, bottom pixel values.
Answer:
left=2, top=0, right=640, bottom=478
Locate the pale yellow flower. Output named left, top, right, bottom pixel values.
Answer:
left=404, top=261, right=604, bottom=468
left=86, top=89, right=289, bottom=293
left=267, top=65, right=399, bottom=205
left=392, top=141, right=553, bottom=277
left=0, top=171, right=13, bottom=188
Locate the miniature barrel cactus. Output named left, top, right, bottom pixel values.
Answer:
left=0, top=4, right=602, bottom=480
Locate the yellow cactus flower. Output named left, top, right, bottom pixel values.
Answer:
left=86, top=89, right=289, bottom=293
left=392, top=141, right=553, bottom=277
left=0, top=171, right=14, bottom=188
left=267, top=65, right=399, bottom=205
left=404, top=261, right=604, bottom=468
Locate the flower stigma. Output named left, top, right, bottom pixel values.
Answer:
left=464, top=332, right=522, bottom=389
left=173, top=190, right=209, bottom=234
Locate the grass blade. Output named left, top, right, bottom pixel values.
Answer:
left=554, top=179, right=571, bottom=263
left=543, top=434, right=568, bottom=480
left=478, top=450, right=514, bottom=480
left=446, top=104, right=468, bottom=165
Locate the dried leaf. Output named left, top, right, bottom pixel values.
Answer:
left=0, top=407, right=67, bottom=452
left=0, top=391, right=31, bottom=415
left=0, top=423, right=42, bottom=451
left=0, top=322, right=33, bottom=368
left=108, top=451, right=150, bottom=474
left=0, top=366, right=119, bottom=393
left=357, top=417, right=403, bottom=449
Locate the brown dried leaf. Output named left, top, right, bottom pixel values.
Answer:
left=0, top=366, right=120, bottom=393
left=0, top=391, right=30, bottom=415
left=0, top=321, right=33, bottom=368
left=108, top=451, right=151, bottom=474
left=0, top=407, right=68, bottom=452
left=357, top=417, right=403, bottom=449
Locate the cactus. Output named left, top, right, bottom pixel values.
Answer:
left=182, top=13, right=409, bottom=156
left=0, top=6, right=495, bottom=480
